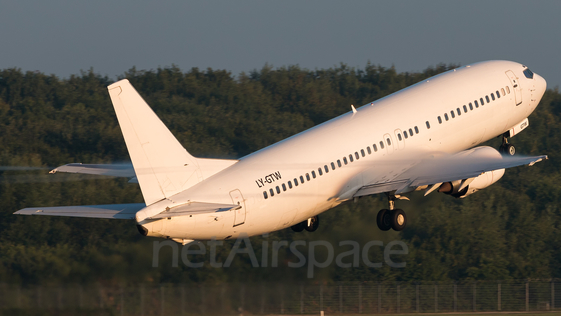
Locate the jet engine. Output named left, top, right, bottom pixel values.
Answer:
left=437, top=146, right=505, bottom=198
left=438, top=168, right=505, bottom=198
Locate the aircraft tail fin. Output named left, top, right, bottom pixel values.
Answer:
left=108, top=79, right=206, bottom=205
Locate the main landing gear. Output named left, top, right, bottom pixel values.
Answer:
left=377, top=194, right=407, bottom=231
left=499, top=134, right=516, bottom=156
left=291, top=216, right=319, bottom=232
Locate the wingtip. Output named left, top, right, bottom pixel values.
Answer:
left=529, top=155, right=548, bottom=166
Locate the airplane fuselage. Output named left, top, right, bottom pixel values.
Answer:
left=137, top=60, right=546, bottom=241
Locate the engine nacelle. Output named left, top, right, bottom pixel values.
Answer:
left=458, top=168, right=505, bottom=198
left=437, top=146, right=505, bottom=198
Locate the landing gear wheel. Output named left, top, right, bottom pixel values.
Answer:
left=502, top=143, right=516, bottom=156
left=304, top=216, right=319, bottom=232
left=376, top=209, right=392, bottom=231
left=391, top=209, right=407, bottom=231
left=291, top=221, right=306, bottom=232
left=499, top=135, right=515, bottom=156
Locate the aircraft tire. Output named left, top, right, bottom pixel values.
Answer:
left=291, top=221, right=306, bottom=232
left=500, top=143, right=516, bottom=156
left=376, top=209, right=392, bottom=231
left=507, top=144, right=516, bottom=156
left=391, top=209, right=407, bottom=231
left=304, top=216, right=319, bottom=232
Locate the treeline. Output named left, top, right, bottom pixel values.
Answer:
left=0, top=63, right=560, bottom=285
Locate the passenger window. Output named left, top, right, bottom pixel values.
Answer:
left=474, top=100, right=479, bottom=108
left=403, top=131, right=408, bottom=138
left=306, top=173, right=310, bottom=181
left=415, top=126, right=419, bottom=133
left=343, top=157, right=348, bottom=164
left=451, top=111, right=455, bottom=118
left=486, top=95, right=490, bottom=103
left=438, top=116, right=442, bottom=124
left=373, top=144, right=378, bottom=152
left=349, top=154, right=354, bottom=162
left=426, top=121, right=431, bottom=129
left=300, top=176, right=305, bottom=183
left=288, top=181, right=293, bottom=188
left=444, top=113, right=449, bottom=121
left=367, top=147, right=371, bottom=154
left=491, top=94, right=495, bottom=101
left=397, top=133, right=402, bottom=141
left=294, top=178, right=299, bottom=186
left=501, top=88, right=505, bottom=96
left=331, top=162, right=336, bottom=170
left=270, top=188, right=274, bottom=197
left=457, top=108, right=461, bottom=116
left=409, top=128, right=414, bottom=135
left=380, top=141, right=384, bottom=149
left=337, top=160, right=342, bottom=167
left=463, top=105, right=467, bottom=113
left=318, top=168, right=323, bottom=176
left=496, top=91, right=500, bottom=99
left=276, top=186, right=280, bottom=194
left=282, top=183, right=287, bottom=191
left=324, top=165, right=329, bottom=173
left=361, top=149, right=365, bottom=157
left=311, top=171, right=316, bottom=179
left=387, top=138, right=392, bottom=146
left=480, top=98, right=484, bottom=105
left=263, top=191, right=268, bottom=199
left=355, top=152, right=360, bottom=159
left=469, top=103, right=473, bottom=110
left=506, top=86, right=510, bottom=94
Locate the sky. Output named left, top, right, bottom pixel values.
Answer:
left=1, top=1, right=560, bottom=88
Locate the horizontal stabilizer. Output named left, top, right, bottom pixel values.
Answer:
left=50, top=163, right=135, bottom=178
left=149, top=202, right=240, bottom=219
left=14, top=203, right=145, bottom=219
left=49, top=160, right=238, bottom=184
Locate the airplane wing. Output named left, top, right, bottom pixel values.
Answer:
left=14, top=203, right=145, bottom=219
left=354, top=150, right=547, bottom=197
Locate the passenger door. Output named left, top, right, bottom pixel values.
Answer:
left=506, top=70, right=522, bottom=105
left=229, top=189, right=246, bottom=227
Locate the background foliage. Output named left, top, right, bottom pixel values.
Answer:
left=0, top=63, right=559, bottom=285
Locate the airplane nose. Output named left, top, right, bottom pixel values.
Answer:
left=535, top=73, right=547, bottom=100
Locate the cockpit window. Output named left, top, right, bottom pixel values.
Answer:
left=523, top=68, right=534, bottom=79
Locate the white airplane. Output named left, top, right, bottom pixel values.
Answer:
left=15, top=60, right=548, bottom=245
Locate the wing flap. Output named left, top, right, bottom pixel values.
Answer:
left=14, top=203, right=145, bottom=219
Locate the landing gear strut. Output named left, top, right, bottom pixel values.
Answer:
left=376, top=194, right=407, bottom=231
left=499, top=134, right=515, bottom=156
left=291, top=216, right=319, bottom=232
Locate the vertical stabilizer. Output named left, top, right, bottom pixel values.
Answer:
left=108, top=79, right=202, bottom=206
